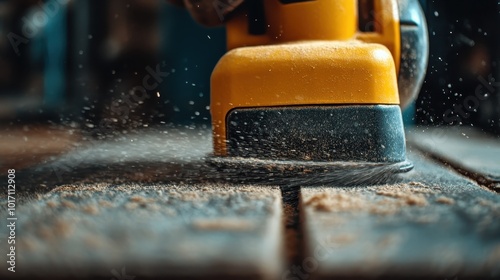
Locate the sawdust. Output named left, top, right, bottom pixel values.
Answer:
left=53, top=219, right=74, bottom=238
left=82, top=204, right=99, bottom=215
left=408, top=181, right=430, bottom=188
left=376, top=234, right=402, bottom=249
left=305, top=183, right=436, bottom=215
left=192, top=219, right=256, bottom=231
left=316, top=216, right=345, bottom=226
left=413, top=215, right=439, bottom=224
left=376, top=189, right=428, bottom=206
left=369, top=199, right=405, bottom=215
left=50, top=183, right=278, bottom=200
left=60, top=200, right=77, bottom=209
left=170, top=191, right=206, bottom=202
left=477, top=198, right=500, bottom=216
left=436, top=196, right=455, bottom=205
left=99, top=200, right=114, bottom=208
left=61, top=192, right=79, bottom=199
left=51, top=184, right=109, bottom=193
left=130, top=195, right=156, bottom=204
left=304, top=192, right=368, bottom=212
left=374, top=183, right=431, bottom=206
left=477, top=198, right=497, bottom=207
left=327, top=234, right=357, bottom=246
left=164, top=208, right=177, bottom=217
left=305, top=192, right=403, bottom=215
left=125, top=202, right=140, bottom=210
left=147, top=203, right=161, bottom=211
left=46, top=201, right=58, bottom=208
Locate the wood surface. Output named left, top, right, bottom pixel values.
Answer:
left=0, top=126, right=499, bottom=279
left=300, top=149, right=500, bottom=279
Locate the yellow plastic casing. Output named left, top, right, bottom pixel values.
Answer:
left=211, top=0, right=402, bottom=156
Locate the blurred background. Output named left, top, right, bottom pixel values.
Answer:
left=415, top=0, right=500, bottom=133
left=0, top=0, right=226, bottom=130
left=0, top=0, right=499, bottom=169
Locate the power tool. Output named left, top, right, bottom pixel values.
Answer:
left=206, top=0, right=428, bottom=184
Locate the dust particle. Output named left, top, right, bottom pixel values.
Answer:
left=328, top=234, right=356, bottom=246
left=46, top=201, right=58, bottom=208
left=477, top=198, right=495, bottom=207
left=147, top=203, right=161, bottom=211
left=405, top=195, right=428, bottom=206
left=436, top=196, right=455, bottom=205
left=129, top=195, right=155, bottom=204
left=99, top=200, right=114, bottom=208
left=408, top=182, right=429, bottom=188
left=305, top=193, right=368, bottom=212
left=305, top=193, right=329, bottom=211
left=376, top=190, right=428, bottom=206
left=53, top=219, right=73, bottom=238
left=82, top=204, right=99, bottom=215
left=125, top=202, right=139, bottom=210
left=61, top=200, right=77, bottom=209
left=414, top=215, right=439, bottom=224
left=165, top=208, right=177, bottom=216
left=192, top=219, right=255, bottom=231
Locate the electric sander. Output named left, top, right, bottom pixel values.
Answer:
left=205, top=0, right=428, bottom=184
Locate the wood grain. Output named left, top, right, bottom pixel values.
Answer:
left=408, top=127, right=500, bottom=191
left=0, top=183, right=283, bottom=279
left=300, top=149, right=500, bottom=279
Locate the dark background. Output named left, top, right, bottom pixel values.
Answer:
left=0, top=0, right=499, bottom=134
left=416, top=0, right=500, bottom=134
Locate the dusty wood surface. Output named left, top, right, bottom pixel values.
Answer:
left=0, top=128, right=283, bottom=279
left=1, top=126, right=500, bottom=279
left=300, top=149, right=500, bottom=279
left=408, top=127, right=500, bottom=191
left=1, top=184, right=282, bottom=279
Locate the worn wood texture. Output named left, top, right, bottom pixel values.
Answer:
left=408, top=127, right=500, bottom=190
left=1, top=128, right=215, bottom=210
left=0, top=128, right=283, bottom=279
left=2, top=126, right=500, bottom=279
left=300, top=149, right=500, bottom=279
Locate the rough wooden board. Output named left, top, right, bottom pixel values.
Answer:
left=0, top=128, right=284, bottom=279
left=0, top=127, right=214, bottom=211
left=300, top=149, right=500, bottom=279
left=0, top=183, right=283, bottom=279
left=408, top=126, right=500, bottom=188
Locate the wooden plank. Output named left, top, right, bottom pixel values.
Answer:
left=408, top=127, right=500, bottom=190
left=1, top=183, right=283, bottom=279
left=0, top=128, right=283, bottom=279
left=299, top=149, right=500, bottom=279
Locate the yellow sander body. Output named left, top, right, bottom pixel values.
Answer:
left=208, top=0, right=428, bottom=184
